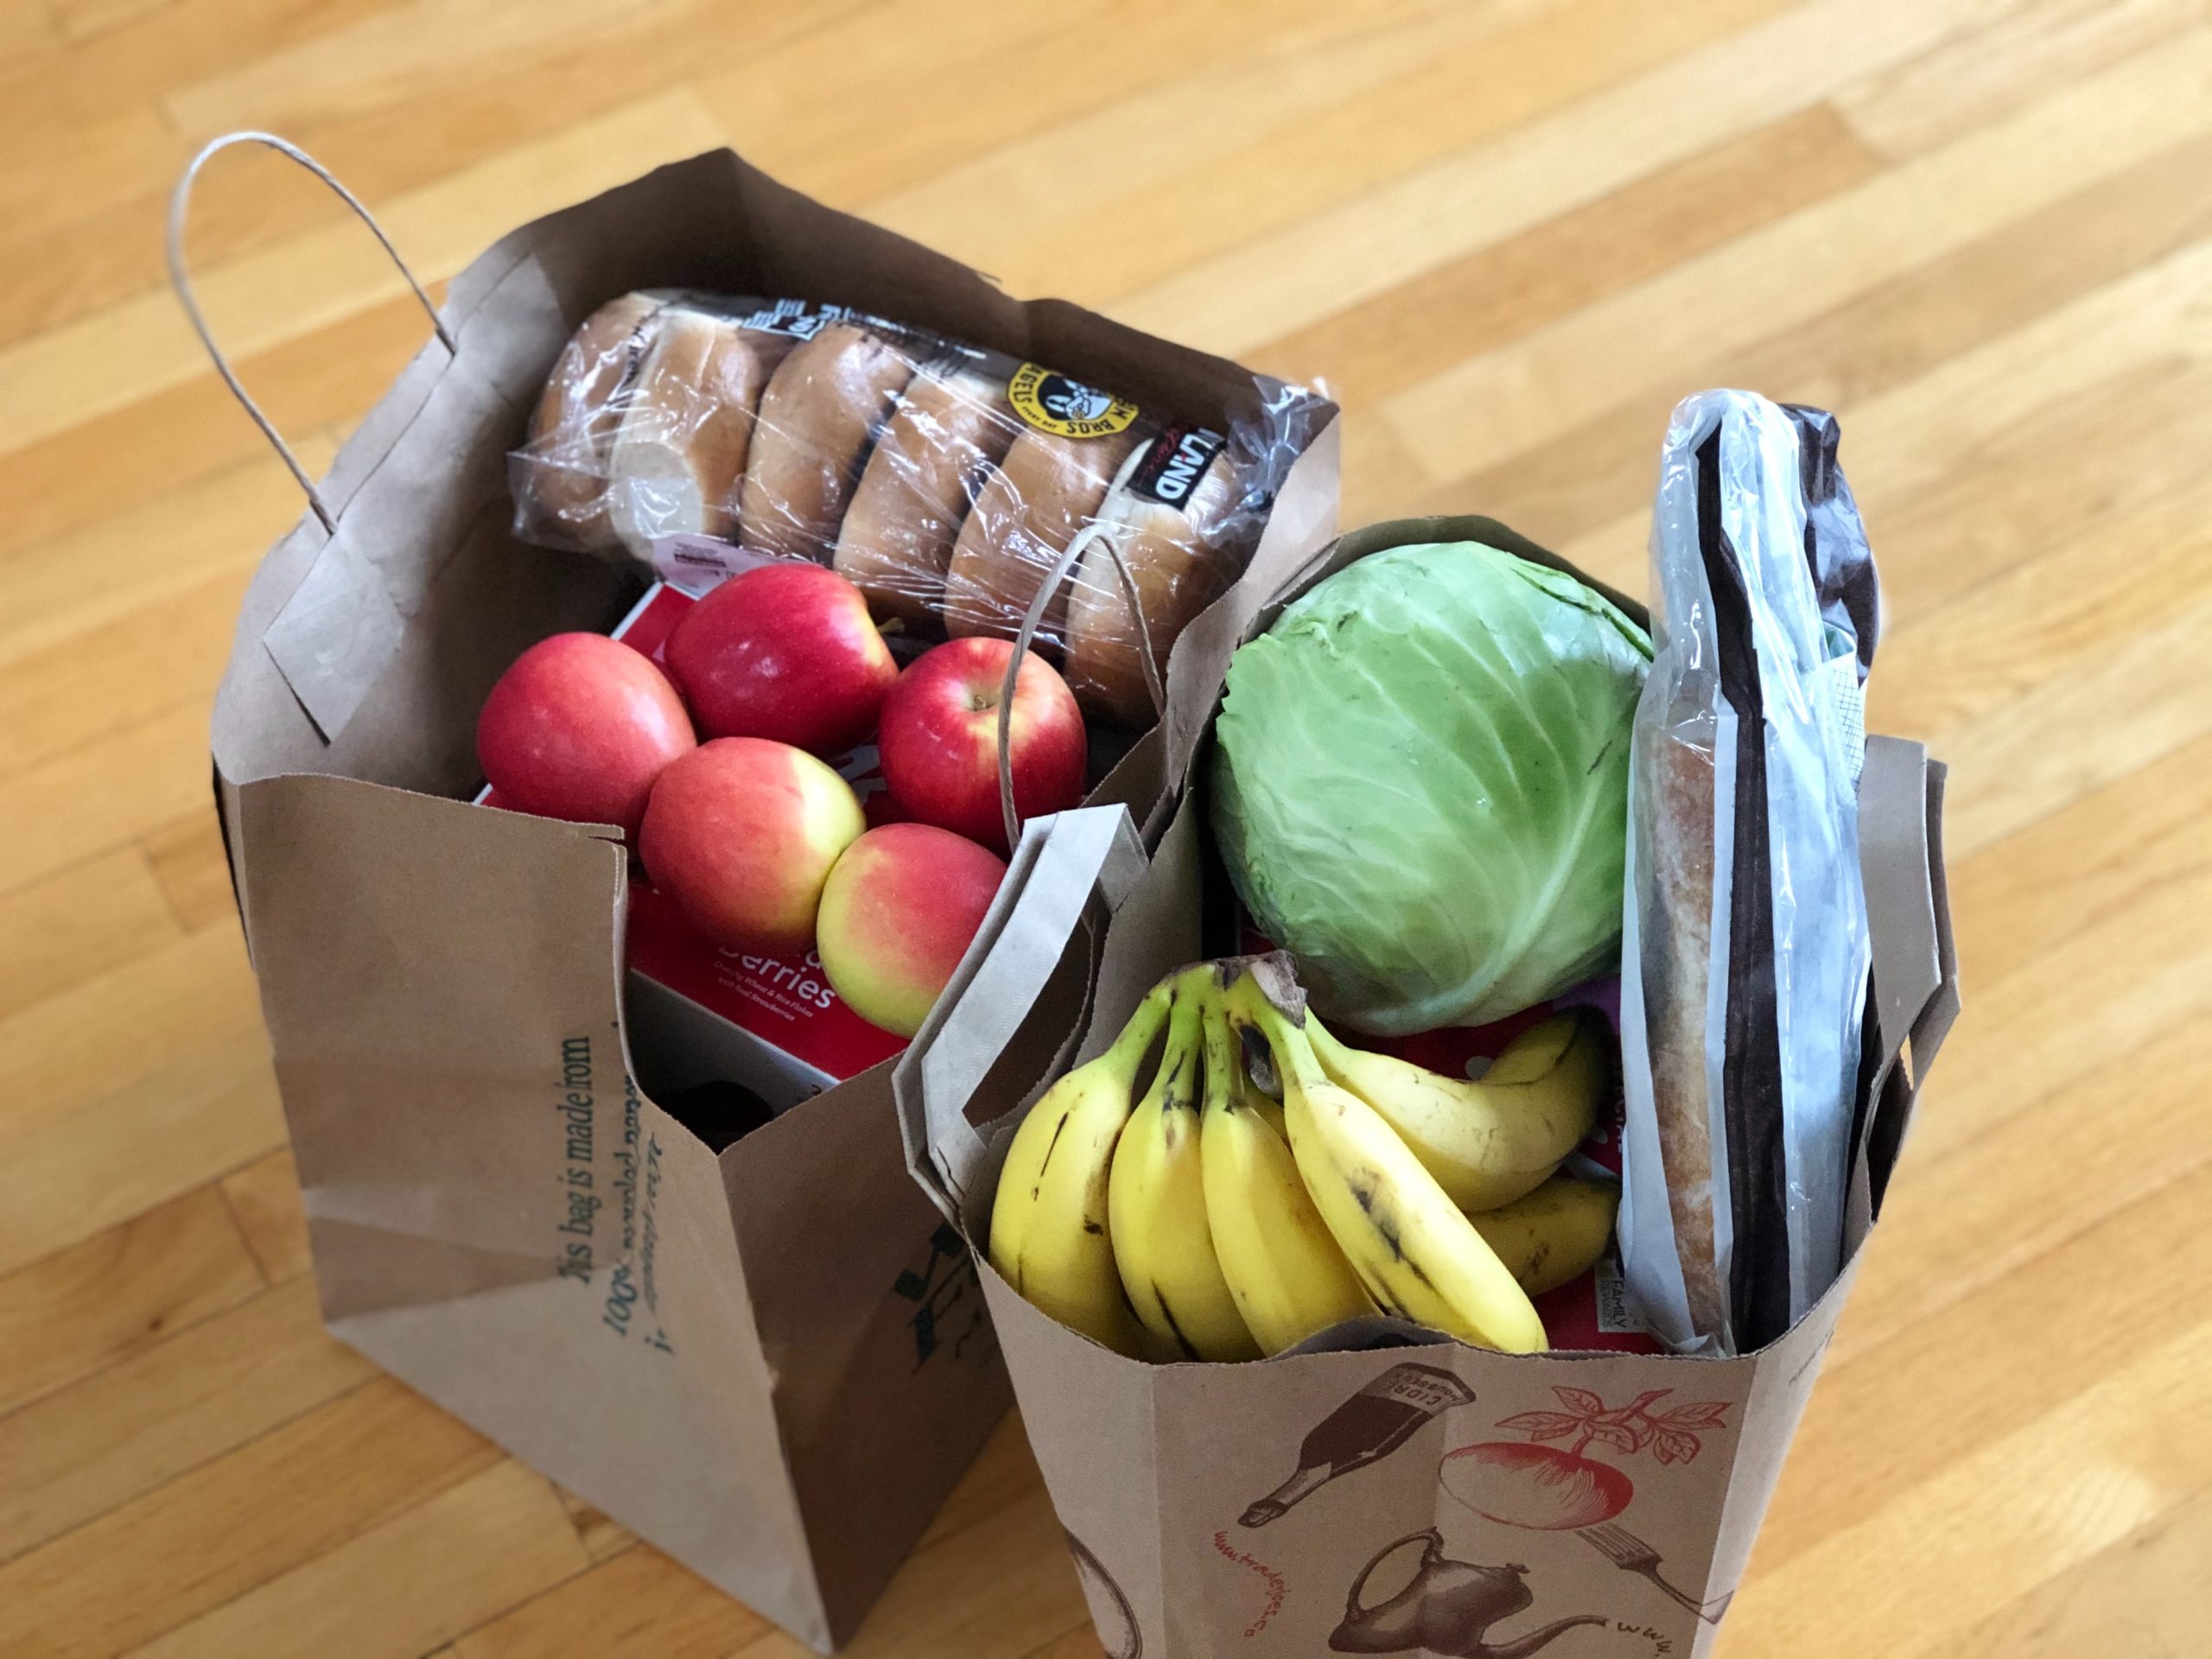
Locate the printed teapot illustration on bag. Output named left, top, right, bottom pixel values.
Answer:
left=1332, top=1530, right=1604, bottom=1657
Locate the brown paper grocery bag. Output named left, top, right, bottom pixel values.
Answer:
left=197, top=136, right=1338, bottom=1650
left=898, top=520, right=1957, bottom=1659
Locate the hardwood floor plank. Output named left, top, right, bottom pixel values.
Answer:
left=1868, top=484, right=2212, bottom=743
left=1753, top=1158, right=2212, bottom=1579
left=0, top=556, right=252, bottom=778
left=126, top=1459, right=590, bottom=1659
left=1105, top=0, right=1976, bottom=358
left=0, top=105, right=175, bottom=253
left=912, top=1413, right=1037, bottom=1554
left=1382, top=29, right=2212, bottom=490
left=0, top=440, right=334, bottom=665
left=0, top=846, right=182, bottom=1025
left=0, top=700, right=223, bottom=898
left=162, top=0, right=697, bottom=142
left=0, top=1185, right=262, bottom=1418
left=1942, top=1484, right=2212, bottom=1657
left=1835, top=1014, right=2212, bottom=1371
left=0, top=1036, right=284, bottom=1280
left=1726, top=1316, right=2212, bottom=1652
left=0, top=925, right=282, bottom=1275
left=1834, top=0, right=2211, bottom=160
left=0, top=0, right=400, bottom=134
left=1942, top=730, right=2212, bottom=991
left=1256, top=104, right=1886, bottom=412
left=0, top=86, right=724, bottom=455
left=1936, top=583, right=2212, bottom=860
left=0, top=1373, right=493, bottom=1658
left=1427, top=115, right=2212, bottom=561
left=2, top=916, right=260, bottom=1135
left=0, top=2, right=60, bottom=65
left=217, top=1150, right=311, bottom=1287
left=869, top=0, right=1798, bottom=306
left=551, top=1487, right=636, bottom=1564
left=1910, top=822, right=2212, bottom=1168
left=726, top=1482, right=1084, bottom=1659
left=143, top=810, right=239, bottom=937
left=0, top=1278, right=372, bottom=1566
left=0, top=0, right=842, bottom=354
left=49, top=0, right=177, bottom=45
left=450, top=1542, right=771, bottom=1659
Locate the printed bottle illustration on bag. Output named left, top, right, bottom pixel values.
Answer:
left=1241, top=1363, right=1476, bottom=1526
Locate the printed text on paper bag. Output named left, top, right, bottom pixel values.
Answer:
left=555, top=1034, right=674, bottom=1355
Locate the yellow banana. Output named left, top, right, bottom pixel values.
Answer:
left=988, top=979, right=1172, bottom=1357
left=1306, top=1009, right=1610, bottom=1211
left=1231, top=976, right=1548, bottom=1354
left=1109, top=988, right=1261, bottom=1361
left=1199, top=1000, right=1375, bottom=1356
left=1465, top=1173, right=1620, bottom=1297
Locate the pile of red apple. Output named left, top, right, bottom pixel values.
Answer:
left=475, top=562, right=1089, bottom=1038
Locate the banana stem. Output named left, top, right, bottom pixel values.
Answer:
left=1150, top=984, right=1205, bottom=1109
left=1096, top=980, right=1176, bottom=1089
left=1198, top=996, right=1240, bottom=1116
left=1221, top=970, right=1327, bottom=1093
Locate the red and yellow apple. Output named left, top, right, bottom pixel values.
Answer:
left=876, top=638, right=1086, bottom=854
left=664, top=562, right=897, bottom=755
left=476, top=632, right=695, bottom=836
left=638, top=736, right=865, bottom=953
left=816, top=823, right=1007, bottom=1037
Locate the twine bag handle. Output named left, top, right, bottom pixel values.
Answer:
left=168, top=130, right=455, bottom=533
left=994, top=518, right=1164, bottom=850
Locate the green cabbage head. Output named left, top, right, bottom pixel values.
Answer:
left=1211, top=541, right=1651, bottom=1034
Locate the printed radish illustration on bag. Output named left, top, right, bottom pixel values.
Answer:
left=899, top=397, right=1957, bottom=1657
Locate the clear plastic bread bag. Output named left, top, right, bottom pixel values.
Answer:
left=1617, top=390, right=1879, bottom=1357
left=509, top=292, right=1323, bottom=728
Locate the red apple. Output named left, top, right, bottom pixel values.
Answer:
left=477, top=632, right=694, bottom=836
left=664, top=562, right=897, bottom=755
left=638, top=737, right=865, bottom=953
left=877, top=639, right=1086, bottom=854
left=816, top=824, right=1007, bottom=1037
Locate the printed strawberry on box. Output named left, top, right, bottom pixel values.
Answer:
left=479, top=581, right=906, bottom=1109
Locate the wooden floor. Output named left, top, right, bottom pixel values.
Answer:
left=3, top=0, right=2208, bottom=1653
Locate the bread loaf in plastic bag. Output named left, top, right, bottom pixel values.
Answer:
left=1617, top=390, right=1879, bottom=1357
left=510, top=292, right=1319, bottom=727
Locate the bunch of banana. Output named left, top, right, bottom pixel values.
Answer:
left=1467, top=1171, right=1620, bottom=1298
left=1198, top=998, right=1376, bottom=1353
left=987, top=955, right=1618, bottom=1363
left=1108, top=990, right=1261, bottom=1361
left=987, top=976, right=1176, bottom=1357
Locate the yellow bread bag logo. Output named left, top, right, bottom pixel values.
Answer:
left=1008, top=363, right=1139, bottom=438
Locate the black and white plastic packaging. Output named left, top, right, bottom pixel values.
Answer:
left=1618, top=390, right=1881, bottom=1357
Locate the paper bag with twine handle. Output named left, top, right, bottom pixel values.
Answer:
left=188, top=132, right=1338, bottom=1649
left=897, top=515, right=1956, bottom=1658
